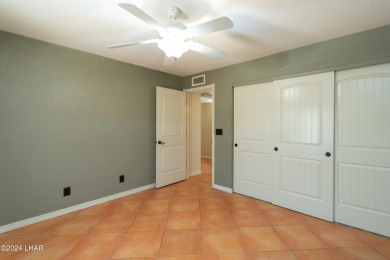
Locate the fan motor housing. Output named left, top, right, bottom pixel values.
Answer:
left=168, top=6, right=181, bottom=20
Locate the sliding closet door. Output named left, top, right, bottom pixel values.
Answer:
left=273, top=72, right=334, bottom=221
left=234, top=83, right=273, bottom=202
left=336, top=63, right=390, bottom=237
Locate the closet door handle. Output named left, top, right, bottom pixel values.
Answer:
left=235, top=143, right=238, bottom=147
left=326, top=152, right=331, bottom=157
left=274, top=147, right=278, bottom=151
left=157, top=140, right=165, bottom=145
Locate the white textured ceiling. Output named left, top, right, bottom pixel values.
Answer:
left=1, top=0, right=390, bottom=76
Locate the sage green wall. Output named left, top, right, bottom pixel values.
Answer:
left=0, top=31, right=182, bottom=226
left=184, top=25, right=390, bottom=189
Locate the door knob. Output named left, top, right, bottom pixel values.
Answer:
left=274, top=147, right=278, bottom=151
left=234, top=143, right=238, bottom=147
left=326, top=152, right=331, bottom=157
left=157, top=140, right=165, bottom=145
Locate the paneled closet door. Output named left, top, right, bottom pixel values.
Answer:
left=336, top=63, right=390, bottom=237
left=234, top=83, right=274, bottom=202
left=273, top=72, right=335, bottom=221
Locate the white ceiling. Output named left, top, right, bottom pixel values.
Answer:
left=1, top=0, right=390, bottom=77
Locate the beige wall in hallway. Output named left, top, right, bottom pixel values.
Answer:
left=189, top=93, right=201, bottom=176
left=201, top=103, right=212, bottom=159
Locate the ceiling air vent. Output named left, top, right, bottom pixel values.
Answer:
left=192, top=74, right=206, bottom=86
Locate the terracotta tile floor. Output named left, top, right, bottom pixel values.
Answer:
left=1, top=158, right=390, bottom=259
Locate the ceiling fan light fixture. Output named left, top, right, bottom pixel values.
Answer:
left=157, top=37, right=191, bottom=59
left=110, top=4, right=233, bottom=62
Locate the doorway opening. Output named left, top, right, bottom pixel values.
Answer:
left=185, top=84, right=215, bottom=188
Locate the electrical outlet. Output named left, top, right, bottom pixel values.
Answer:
left=119, top=175, right=125, bottom=183
left=63, top=187, right=71, bottom=196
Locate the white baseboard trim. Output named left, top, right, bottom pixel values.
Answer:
left=201, top=156, right=212, bottom=159
left=213, top=184, right=233, bottom=193
left=0, top=183, right=155, bottom=234
left=189, top=170, right=201, bottom=177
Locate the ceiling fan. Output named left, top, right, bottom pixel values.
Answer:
left=107, top=3, right=233, bottom=63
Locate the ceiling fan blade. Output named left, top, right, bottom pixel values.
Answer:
left=186, top=17, right=233, bottom=37
left=107, top=39, right=159, bottom=49
left=190, top=42, right=226, bottom=58
left=118, top=3, right=164, bottom=32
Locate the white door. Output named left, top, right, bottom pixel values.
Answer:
left=273, top=72, right=334, bottom=221
left=234, top=83, right=274, bottom=202
left=335, top=63, right=390, bottom=237
left=156, top=87, right=186, bottom=188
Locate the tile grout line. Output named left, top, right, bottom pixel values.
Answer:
left=157, top=180, right=175, bottom=258
left=229, top=202, right=249, bottom=255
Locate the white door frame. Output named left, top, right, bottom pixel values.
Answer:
left=185, top=84, right=215, bottom=187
